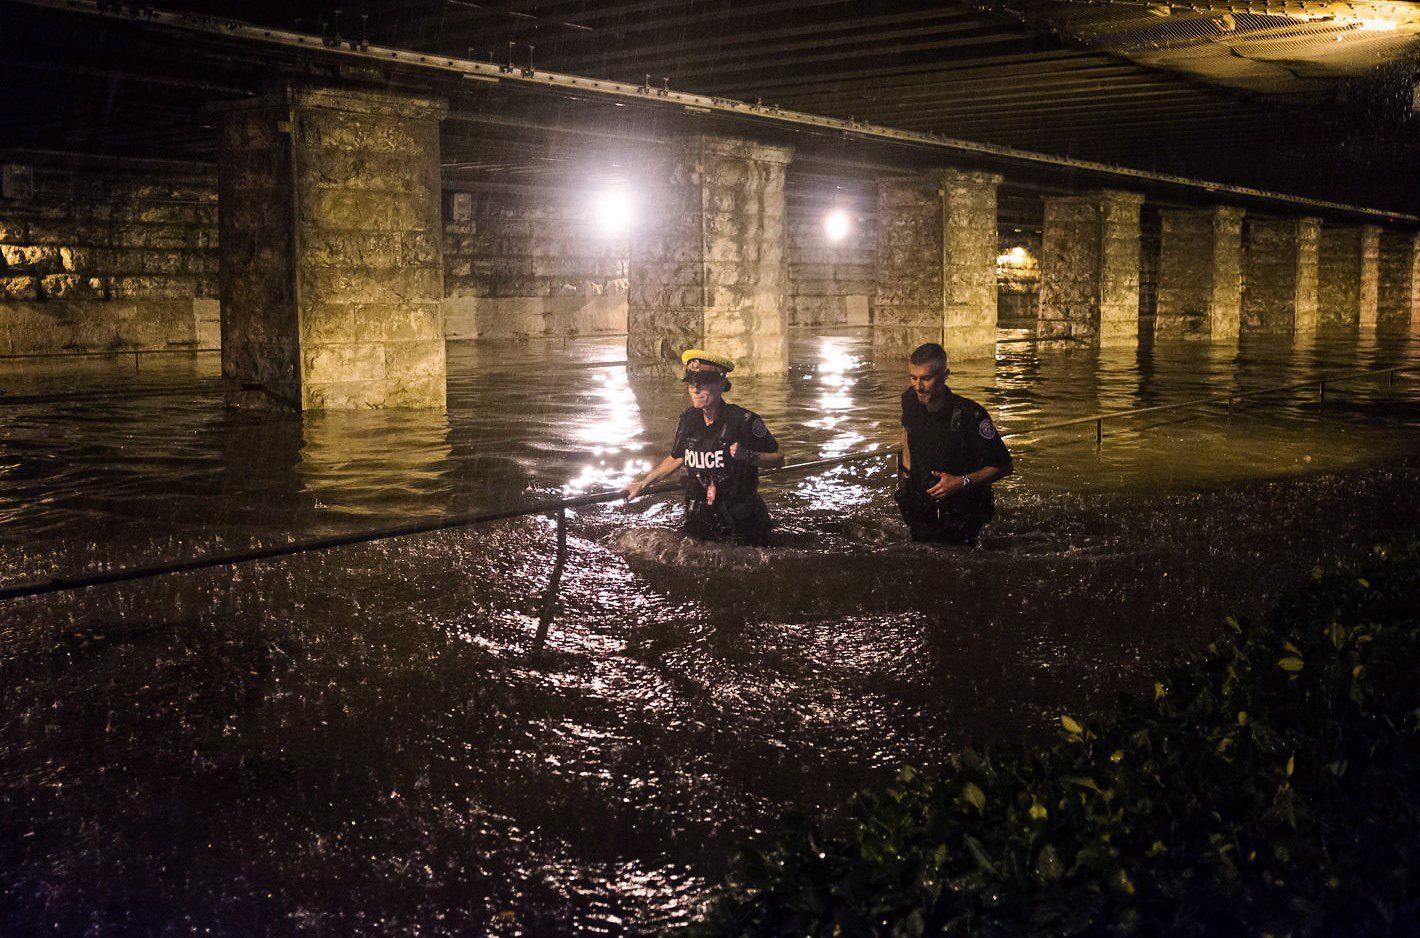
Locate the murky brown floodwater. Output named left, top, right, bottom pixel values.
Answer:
left=2, top=327, right=1419, bottom=934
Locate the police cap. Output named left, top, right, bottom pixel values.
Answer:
left=681, top=348, right=735, bottom=383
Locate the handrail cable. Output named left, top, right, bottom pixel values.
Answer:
left=0, top=364, right=1410, bottom=607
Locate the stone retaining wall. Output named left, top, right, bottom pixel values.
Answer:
left=1, top=157, right=633, bottom=359
left=996, top=232, right=1040, bottom=329
left=442, top=189, right=628, bottom=339
left=785, top=189, right=874, bottom=327
left=0, top=159, right=218, bottom=356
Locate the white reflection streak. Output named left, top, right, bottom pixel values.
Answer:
left=819, top=431, right=866, bottom=457
left=816, top=336, right=864, bottom=448
left=800, top=466, right=875, bottom=512
left=566, top=369, right=649, bottom=494
left=804, top=337, right=876, bottom=508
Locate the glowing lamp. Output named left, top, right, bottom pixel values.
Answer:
left=593, top=187, right=634, bottom=238
left=996, top=246, right=1032, bottom=268
left=824, top=208, right=851, bottom=243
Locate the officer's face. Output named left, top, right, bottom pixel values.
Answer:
left=908, top=362, right=948, bottom=405
left=687, top=375, right=725, bottom=409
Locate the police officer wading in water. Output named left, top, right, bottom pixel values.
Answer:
left=624, top=349, right=784, bottom=546
left=897, top=342, right=1012, bottom=545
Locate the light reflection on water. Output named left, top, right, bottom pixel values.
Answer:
left=2, top=330, right=1416, bottom=550
left=1, top=327, right=1419, bottom=934
left=566, top=367, right=654, bottom=495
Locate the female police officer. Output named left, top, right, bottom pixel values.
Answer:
left=624, top=349, right=784, bottom=546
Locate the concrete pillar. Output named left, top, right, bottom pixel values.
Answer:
left=1317, top=224, right=1380, bottom=330
left=1038, top=189, right=1144, bottom=346
left=870, top=169, right=1001, bottom=361
left=1242, top=217, right=1320, bottom=334
left=1358, top=225, right=1380, bottom=330
left=942, top=169, right=1003, bottom=361
left=1155, top=206, right=1243, bottom=340
left=872, top=174, right=944, bottom=358
left=627, top=134, right=791, bottom=377
left=219, top=85, right=447, bottom=410
left=1377, top=230, right=1420, bottom=332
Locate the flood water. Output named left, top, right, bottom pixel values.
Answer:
left=2, top=327, right=1419, bottom=934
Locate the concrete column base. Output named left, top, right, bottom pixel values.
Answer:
left=1038, top=189, right=1144, bottom=347
left=1155, top=206, right=1243, bottom=341
left=1242, top=217, right=1320, bottom=335
left=219, top=85, right=447, bottom=411
left=626, top=135, right=791, bottom=377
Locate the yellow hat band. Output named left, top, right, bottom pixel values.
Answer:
left=680, top=348, right=735, bottom=372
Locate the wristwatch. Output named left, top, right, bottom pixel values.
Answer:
left=960, top=475, right=973, bottom=491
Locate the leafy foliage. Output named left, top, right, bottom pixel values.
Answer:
left=695, top=544, right=1420, bottom=936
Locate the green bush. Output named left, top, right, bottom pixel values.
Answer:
left=695, top=544, right=1420, bottom=937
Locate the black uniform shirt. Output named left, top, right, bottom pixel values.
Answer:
left=671, top=403, right=778, bottom=502
left=900, top=388, right=1012, bottom=489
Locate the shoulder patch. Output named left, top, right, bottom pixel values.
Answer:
left=978, top=418, right=997, bottom=440
left=750, top=417, right=768, bottom=438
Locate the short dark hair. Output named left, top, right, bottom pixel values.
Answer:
left=909, top=343, right=948, bottom=372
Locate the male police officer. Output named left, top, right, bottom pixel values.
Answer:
left=896, top=342, right=1011, bottom=545
left=625, top=349, right=784, bottom=546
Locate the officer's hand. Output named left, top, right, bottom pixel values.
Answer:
left=926, top=471, right=957, bottom=500
left=729, top=442, right=752, bottom=462
left=624, top=480, right=644, bottom=501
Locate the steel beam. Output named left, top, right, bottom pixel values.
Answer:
left=5, top=0, right=1416, bottom=224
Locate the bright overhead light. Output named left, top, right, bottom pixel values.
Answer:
left=592, top=186, right=634, bottom=238
left=824, top=208, right=851, bottom=243
left=996, top=245, right=1033, bottom=268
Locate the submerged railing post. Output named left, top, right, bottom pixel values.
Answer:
left=1319, top=381, right=1327, bottom=402
left=534, top=507, right=569, bottom=651
left=1095, top=418, right=1103, bottom=447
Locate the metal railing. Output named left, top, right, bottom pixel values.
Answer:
left=1016, top=364, right=1411, bottom=447
left=742, top=364, right=1411, bottom=475
left=0, top=364, right=1411, bottom=647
